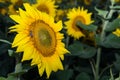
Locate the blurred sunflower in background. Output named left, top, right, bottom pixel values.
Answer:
left=9, top=3, right=69, bottom=78
left=0, top=7, right=7, bottom=15
left=32, top=0, right=57, bottom=17
left=55, top=9, right=68, bottom=22
left=8, top=0, right=27, bottom=15
left=0, top=0, right=10, bottom=3
left=84, top=0, right=92, bottom=5
left=65, top=7, right=93, bottom=39
left=115, top=0, right=120, bottom=3
left=0, top=0, right=10, bottom=15
left=54, top=0, right=62, bottom=4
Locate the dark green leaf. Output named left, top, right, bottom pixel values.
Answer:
left=75, top=72, right=90, bottom=80
left=103, top=34, right=120, bottom=48
left=100, top=76, right=110, bottom=80
left=0, top=44, right=9, bottom=55
left=68, top=41, right=96, bottom=58
left=9, top=63, right=27, bottom=77
left=76, top=21, right=97, bottom=31
left=105, top=18, right=120, bottom=31
left=95, top=34, right=101, bottom=46
left=55, top=69, right=73, bottom=80
left=6, top=76, right=17, bottom=80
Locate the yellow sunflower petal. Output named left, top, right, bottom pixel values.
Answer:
left=10, top=15, right=22, bottom=24
left=12, top=33, right=28, bottom=47
left=21, top=45, right=34, bottom=61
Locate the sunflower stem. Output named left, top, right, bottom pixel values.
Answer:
left=95, top=47, right=101, bottom=80
left=95, top=1, right=115, bottom=80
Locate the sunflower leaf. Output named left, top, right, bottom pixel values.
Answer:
left=8, top=49, right=14, bottom=57
left=76, top=21, right=97, bottom=31
left=105, top=18, right=120, bottom=31
left=75, top=72, right=90, bottom=80
left=9, top=63, right=27, bottom=77
left=6, top=75, right=17, bottom=80
left=100, top=76, right=111, bottom=80
left=68, top=41, right=96, bottom=58
left=95, top=7, right=108, bottom=18
left=0, top=77, right=6, bottom=80
left=55, top=69, right=73, bottom=80
left=110, top=6, right=120, bottom=10
left=0, top=39, right=11, bottom=44
left=102, top=33, right=120, bottom=48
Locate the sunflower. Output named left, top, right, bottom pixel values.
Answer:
left=115, top=0, right=120, bottom=3
left=9, top=3, right=69, bottom=78
left=8, top=5, right=17, bottom=14
left=32, top=0, right=57, bottom=17
left=113, top=28, right=120, bottom=37
left=8, top=0, right=23, bottom=15
left=0, top=8, right=7, bottom=15
left=65, top=7, right=94, bottom=39
left=84, top=0, right=92, bottom=5
left=55, top=9, right=67, bottom=22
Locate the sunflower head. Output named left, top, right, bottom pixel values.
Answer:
left=55, top=9, right=68, bottom=22
left=8, top=5, right=17, bottom=14
left=84, top=0, right=92, bottom=5
left=114, top=0, right=120, bottom=3
left=0, top=8, right=7, bottom=15
left=65, top=7, right=94, bottom=39
left=32, top=0, right=57, bottom=17
left=9, top=3, right=69, bottom=78
left=8, top=0, right=23, bottom=15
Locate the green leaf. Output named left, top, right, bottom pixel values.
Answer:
left=6, top=76, right=17, bottom=80
left=75, top=72, right=90, bottom=80
left=103, top=34, right=120, bottom=48
left=9, top=63, right=27, bottom=77
left=56, top=69, right=73, bottom=80
left=115, top=77, right=120, bottom=80
left=76, top=21, right=97, bottom=31
left=0, top=77, right=6, bottom=80
left=8, top=49, right=14, bottom=56
left=95, top=34, right=101, bottom=46
left=0, top=39, right=11, bottom=44
left=95, top=7, right=108, bottom=18
left=105, top=18, right=120, bottom=31
left=110, top=6, right=120, bottom=10
left=68, top=41, right=96, bottom=58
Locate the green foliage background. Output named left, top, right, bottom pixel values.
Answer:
left=0, top=0, right=120, bottom=80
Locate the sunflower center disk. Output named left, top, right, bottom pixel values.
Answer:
left=37, top=5, right=49, bottom=14
left=38, top=29, right=51, bottom=46
left=31, top=21, right=56, bottom=57
left=73, top=16, right=85, bottom=31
